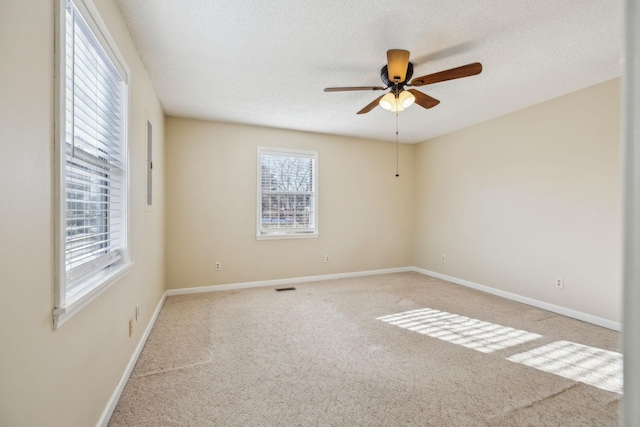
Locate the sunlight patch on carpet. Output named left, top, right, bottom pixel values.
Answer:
left=507, top=340, right=623, bottom=394
left=376, top=308, right=542, bottom=353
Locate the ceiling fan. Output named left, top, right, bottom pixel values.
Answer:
left=324, top=49, right=482, bottom=114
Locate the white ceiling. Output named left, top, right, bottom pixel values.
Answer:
left=116, top=0, right=623, bottom=143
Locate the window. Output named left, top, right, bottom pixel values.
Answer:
left=257, top=147, right=318, bottom=239
left=54, top=0, right=130, bottom=328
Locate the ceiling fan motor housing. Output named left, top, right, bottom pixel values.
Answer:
left=381, top=63, right=413, bottom=89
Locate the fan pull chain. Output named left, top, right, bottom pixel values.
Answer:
left=395, top=110, right=400, bottom=177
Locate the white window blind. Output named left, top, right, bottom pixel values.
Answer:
left=54, top=0, right=129, bottom=325
left=257, top=148, right=318, bottom=239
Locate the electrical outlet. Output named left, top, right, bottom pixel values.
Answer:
left=441, top=255, right=446, bottom=263
left=215, top=262, right=221, bottom=271
left=135, top=304, right=140, bottom=321
left=555, top=277, right=564, bottom=289
left=325, top=255, right=330, bottom=262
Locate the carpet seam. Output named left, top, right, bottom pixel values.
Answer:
left=130, top=358, right=213, bottom=379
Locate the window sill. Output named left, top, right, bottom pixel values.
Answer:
left=53, top=261, right=133, bottom=329
left=257, top=233, right=319, bottom=241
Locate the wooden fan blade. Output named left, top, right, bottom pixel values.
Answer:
left=408, top=89, right=440, bottom=109
left=357, top=94, right=385, bottom=114
left=410, top=62, right=482, bottom=87
left=387, top=49, right=410, bottom=83
left=324, top=86, right=385, bottom=92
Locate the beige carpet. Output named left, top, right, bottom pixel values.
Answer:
left=108, top=272, right=621, bottom=426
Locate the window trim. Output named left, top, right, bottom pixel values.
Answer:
left=53, top=0, right=132, bottom=328
left=256, top=147, right=319, bottom=240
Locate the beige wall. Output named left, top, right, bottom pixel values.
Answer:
left=165, top=118, right=414, bottom=289
left=413, top=79, right=622, bottom=323
left=0, top=0, right=165, bottom=426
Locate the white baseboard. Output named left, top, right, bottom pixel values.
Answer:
left=165, top=267, right=413, bottom=296
left=412, top=267, right=621, bottom=331
left=97, top=292, right=167, bottom=427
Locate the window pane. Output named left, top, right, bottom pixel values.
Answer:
left=258, top=149, right=317, bottom=236
left=62, top=0, right=127, bottom=297
left=261, top=155, right=313, bottom=192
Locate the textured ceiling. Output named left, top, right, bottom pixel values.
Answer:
left=116, top=0, right=622, bottom=143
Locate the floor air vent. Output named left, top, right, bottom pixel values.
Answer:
left=275, top=287, right=296, bottom=292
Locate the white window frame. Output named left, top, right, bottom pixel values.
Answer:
left=53, top=0, right=132, bottom=328
left=257, top=147, right=318, bottom=240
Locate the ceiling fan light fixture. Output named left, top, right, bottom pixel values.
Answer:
left=399, top=90, right=415, bottom=108
left=379, top=92, right=396, bottom=110
left=379, top=91, right=415, bottom=112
